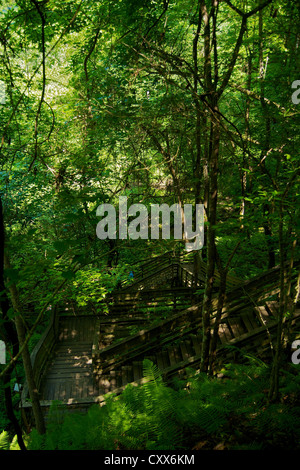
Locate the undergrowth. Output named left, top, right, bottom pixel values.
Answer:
left=23, top=359, right=300, bottom=451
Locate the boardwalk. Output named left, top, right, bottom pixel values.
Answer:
left=21, top=255, right=300, bottom=412
left=38, top=304, right=300, bottom=404
left=40, top=317, right=101, bottom=402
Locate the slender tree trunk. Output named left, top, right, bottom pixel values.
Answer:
left=240, top=50, right=252, bottom=228
left=209, top=268, right=226, bottom=373
left=268, top=202, right=285, bottom=402
left=267, top=168, right=300, bottom=400
left=201, top=103, right=220, bottom=372
left=258, top=3, right=275, bottom=268
left=199, top=1, right=219, bottom=372
left=263, top=204, right=276, bottom=269
left=209, top=241, right=240, bottom=373
left=4, top=254, right=46, bottom=435
left=192, top=3, right=204, bottom=283
left=0, top=197, right=27, bottom=450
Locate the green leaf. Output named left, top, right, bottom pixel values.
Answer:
left=61, top=270, right=76, bottom=280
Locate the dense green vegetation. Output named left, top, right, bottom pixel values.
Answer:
left=1, top=360, right=300, bottom=450
left=0, top=0, right=299, bottom=451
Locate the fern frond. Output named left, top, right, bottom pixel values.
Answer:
left=142, top=359, right=163, bottom=385
left=0, top=431, right=10, bottom=450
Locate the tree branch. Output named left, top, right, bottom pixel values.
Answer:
left=218, top=0, right=273, bottom=98
left=29, top=0, right=46, bottom=170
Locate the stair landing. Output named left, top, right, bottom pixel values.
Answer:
left=40, top=317, right=102, bottom=402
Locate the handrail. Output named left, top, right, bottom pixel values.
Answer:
left=112, top=286, right=198, bottom=303
left=119, top=250, right=242, bottom=290
left=118, top=261, right=200, bottom=292
left=118, top=252, right=176, bottom=288
left=119, top=261, right=176, bottom=291
left=93, top=261, right=299, bottom=372
left=21, top=305, right=60, bottom=406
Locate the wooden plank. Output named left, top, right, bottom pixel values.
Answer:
left=128, top=366, right=134, bottom=384
left=80, top=379, right=88, bottom=400
left=217, top=324, right=228, bottom=344
left=66, top=380, right=73, bottom=400
left=167, top=347, right=177, bottom=367
left=265, top=301, right=279, bottom=319
left=191, top=335, right=201, bottom=356
left=70, top=380, right=77, bottom=399
left=241, top=313, right=255, bottom=333
left=184, top=339, right=194, bottom=358
left=156, top=352, right=165, bottom=371
left=173, top=346, right=182, bottom=364
left=247, top=311, right=260, bottom=329
left=133, top=361, right=142, bottom=381
left=217, top=318, right=278, bottom=353
left=220, top=322, right=233, bottom=342
left=179, top=341, right=190, bottom=361
left=121, top=367, right=128, bottom=386
left=233, top=319, right=246, bottom=336
left=46, top=370, right=91, bottom=380
left=228, top=319, right=243, bottom=339
left=86, top=380, right=95, bottom=399
left=56, top=381, right=64, bottom=401
left=44, top=381, right=53, bottom=400
left=46, top=361, right=91, bottom=370
left=54, top=382, right=61, bottom=401
left=162, top=349, right=170, bottom=368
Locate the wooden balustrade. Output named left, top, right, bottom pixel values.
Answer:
left=93, top=260, right=300, bottom=376
left=21, top=305, right=60, bottom=407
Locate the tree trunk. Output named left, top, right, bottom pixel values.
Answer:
left=199, top=1, right=219, bottom=372
left=201, top=104, right=220, bottom=372
left=4, top=254, right=46, bottom=435
left=0, top=196, right=27, bottom=449
left=268, top=202, right=285, bottom=402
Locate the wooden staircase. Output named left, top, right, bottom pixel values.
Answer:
left=20, top=254, right=300, bottom=414
left=93, top=305, right=300, bottom=395
left=92, top=258, right=300, bottom=396
left=119, top=250, right=241, bottom=291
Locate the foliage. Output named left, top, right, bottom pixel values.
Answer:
left=0, top=0, right=299, bottom=450
left=25, top=360, right=300, bottom=451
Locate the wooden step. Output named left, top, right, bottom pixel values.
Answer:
left=132, top=361, right=143, bottom=381
left=265, top=301, right=279, bottom=319
left=47, top=360, right=92, bottom=369
left=190, top=334, right=201, bottom=356
left=241, top=312, right=257, bottom=333
left=30, top=260, right=300, bottom=409
left=179, top=340, right=190, bottom=361
left=227, top=318, right=245, bottom=338
left=167, top=347, right=177, bottom=367
left=121, top=365, right=134, bottom=386
left=218, top=322, right=233, bottom=342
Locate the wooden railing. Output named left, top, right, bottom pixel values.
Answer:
left=21, top=305, right=60, bottom=407
left=178, top=253, right=241, bottom=289
left=176, top=263, right=199, bottom=287
left=119, top=252, right=177, bottom=290
left=119, top=250, right=242, bottom=292
left=112, top=286, right=198, bottom=304
left=117, top=251, right=170, bottom=286
left=119, top=260, right=201, bottom=293
left=93, top=260, right=300, bottom=375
